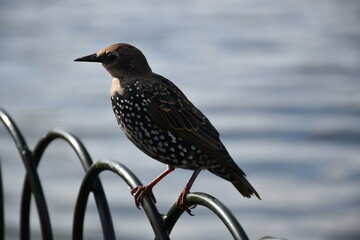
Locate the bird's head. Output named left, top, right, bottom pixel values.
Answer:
left=74, top=43, right=152, bottom=78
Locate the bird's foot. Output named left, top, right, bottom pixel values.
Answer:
left=131, top=185, right=156, bottom=209
left=176, top=188, right=188, bottom=207
left=176, top=188, right=197, bottom=216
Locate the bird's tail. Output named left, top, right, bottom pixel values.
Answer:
left=231, top=172, right=261, bottom=199
left=209, top=162, right=261, bottom=200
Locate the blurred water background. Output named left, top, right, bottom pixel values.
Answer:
left=1, top=0, right=359, bottom=239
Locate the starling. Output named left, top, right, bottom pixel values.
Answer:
left=75, top=43, right=260, bottom=209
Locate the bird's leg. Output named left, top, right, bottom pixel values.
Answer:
left=131, top=165, right=175, bottom=209
left=177, top=168, right=202, bottom=212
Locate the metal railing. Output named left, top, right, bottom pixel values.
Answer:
left=0, top=108, right=249, bottom=240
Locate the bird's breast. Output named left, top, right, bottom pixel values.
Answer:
left=110, top=86, right=208, bottom=169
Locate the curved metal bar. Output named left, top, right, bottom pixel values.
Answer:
left=164, top=192, right=249, bottom=240
left=32, top=128, right=93, bottom=170
left=73, top=159, right=170, bottom=240
left=0, top=109, right=53, bottom=240
left=21, top=128, right=115, bottom=240
left=1, top=109, right=251, bottom=240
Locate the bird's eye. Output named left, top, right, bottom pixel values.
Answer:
left=108, top=54, right=118, bottom=61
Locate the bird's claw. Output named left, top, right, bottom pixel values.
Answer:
left=176, top=188, right=188, bottom=207
left=131, top=185, right=156, bottom=209
left=185, top=205, right=197, bottom=216
left=176, top=188, right=197, bottom=216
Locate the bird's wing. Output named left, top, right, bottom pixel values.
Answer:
left=141, top=75, right=224, bottom=155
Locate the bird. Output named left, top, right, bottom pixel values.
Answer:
left=74, top=43, right=260, bottom=211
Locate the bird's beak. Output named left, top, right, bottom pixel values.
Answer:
left=74, top=53, right=102, bottom=63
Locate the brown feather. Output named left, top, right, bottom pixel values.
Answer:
left=142, top=75, right=223, bottom=154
